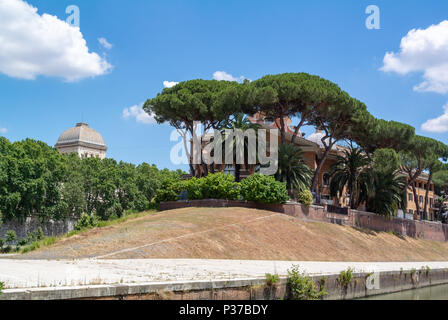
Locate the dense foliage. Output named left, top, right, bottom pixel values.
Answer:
left=0, top=137, right=184, bottom=222
left=275, top=144, right=313, bottom=194
left=297, top=190, right=313, bottom=206
left=240, top=174, right=289, bottom=204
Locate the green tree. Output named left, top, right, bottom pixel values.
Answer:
left=353, top=118, right=415, bottom=154
left=400, top=136, right=441, bottom=219
left=251, top=73, right=349, bottom=145
left=221, top=113, right=261, bottom=182
left=310, top=98, right=368, bottom=194
left=275, top=143, right=313, bottom=194
left=144, top=80, right=252, bottom=177
left=329, top=147, right=372, bottom=209
left=366, top=170, right=406, bottom=217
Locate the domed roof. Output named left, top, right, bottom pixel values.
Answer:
left=55, top=123, right=106, bottom=148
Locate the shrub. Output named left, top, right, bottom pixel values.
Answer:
left=240, top=174, right=289, bottom=204
left=265, top=273, right=280, bottom=286
left=297, top=190, right=313, bottom=206
left=201, top=173, right=240, bottom=200
left=338, top=267, right=354, bottom=288
left=0, top=281, right=4, bottom=295
left=154, top=180, right=185, bottom=203
left=184, top=177, right=205, bottom=200
left=17, top=238, right=28, bottom=246
left=5, top=230, right=16, bottom=244
left=287, top=265, right=327, bottom=300
left=74, top=213, right=99, bottom=231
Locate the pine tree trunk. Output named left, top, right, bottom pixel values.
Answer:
left=423, top=171, right=433, bottom=220
left=412, top=184, right=421, bottom=220
left=311, top=147, right=332, bottom=194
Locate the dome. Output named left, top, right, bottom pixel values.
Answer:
left=55, top=123, right=106, bottom=149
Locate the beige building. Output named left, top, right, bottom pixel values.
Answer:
left=55, top=123, right=107, bottom=159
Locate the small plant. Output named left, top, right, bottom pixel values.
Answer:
left=297, top=190, right=313, bottom=206
left=74, top=213, right=99, bottom=231
left=338, top=267, right=354, bottom=288
left=0, top=281, right=4, bottom=295
left=287, top=265, right=328, bottom=300
left=5, top=230, right=16, bottom=245
left=318, top=277, right=328, bottom=296
left=265, top=273, right=280, bottom=287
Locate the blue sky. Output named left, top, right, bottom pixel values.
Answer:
left=2, top=0, right=448, bottom=170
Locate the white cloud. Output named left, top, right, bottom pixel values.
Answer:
left=98, top=37, right=113, bottom=50
left=0, top=128, right=7, bottom=134
left=122, top=104, right=156, bottom=124
left=381, top=20, right=448, bottom=94
left=421, top=102, right=448, bottom=133
left=163, top=81, right=179, bottom=88
left=0, top=0, right=112, bottom=81
left=212, top=71, right=246, bottom=83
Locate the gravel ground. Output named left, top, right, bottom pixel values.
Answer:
left=1, top=259, right=447, bottom=289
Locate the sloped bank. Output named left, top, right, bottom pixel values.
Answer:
left=160, top=200, right=448, bottom=242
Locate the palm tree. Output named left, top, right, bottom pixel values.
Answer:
left=275, top=143, right=313, bottom=194
left=222, top=113, right=260, bottom=182
left=329, top=147, right=372, bottom=209
left=366, top=170, right=406, bottom=217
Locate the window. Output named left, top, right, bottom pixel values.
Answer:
left=430, top=198, right=433, bottom=208
left=408, top=193, right=413, bottom=202
left=419, top=195, right=423, bottom=204
left=323, top=173, right=330, bottom=187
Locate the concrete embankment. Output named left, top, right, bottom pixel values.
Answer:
left=2, top=260, right=448, bottom=300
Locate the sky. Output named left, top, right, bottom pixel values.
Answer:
left=2, top=0, right=448, bottom=171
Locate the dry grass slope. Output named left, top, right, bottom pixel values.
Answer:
left=15, top=207, right=448, bottom=261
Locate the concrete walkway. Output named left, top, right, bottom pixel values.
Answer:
left=2, top=259, right=448, bottom=290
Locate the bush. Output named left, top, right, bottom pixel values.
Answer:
left=154, top=180, right=185, bottom=203
left=265, top=273, right=280, bottom=286
left=184, top=177, right=205, bottom=200
left=201, top=173, right=241, bottom=200
left=287, top=265, right=327, bottom=300
left=5, top=230, right=16, bottom=244
left=74, top=213, right=99, bottom=231
left=297, top=190, right=313, bottom=206
left=240, top=174, right=289, bottom=204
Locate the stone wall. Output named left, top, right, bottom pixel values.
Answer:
left=159, top=200, right=448, bottom=242
left=4, top=267, right=448, bottom=300
left=0, top=217, right=77, bottom=240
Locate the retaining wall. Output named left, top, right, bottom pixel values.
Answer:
left=0, top=217, right=77, bottom=240
left=2, top=268, right=448, bottom=300
left=159, top=200, right=447, bottom=242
